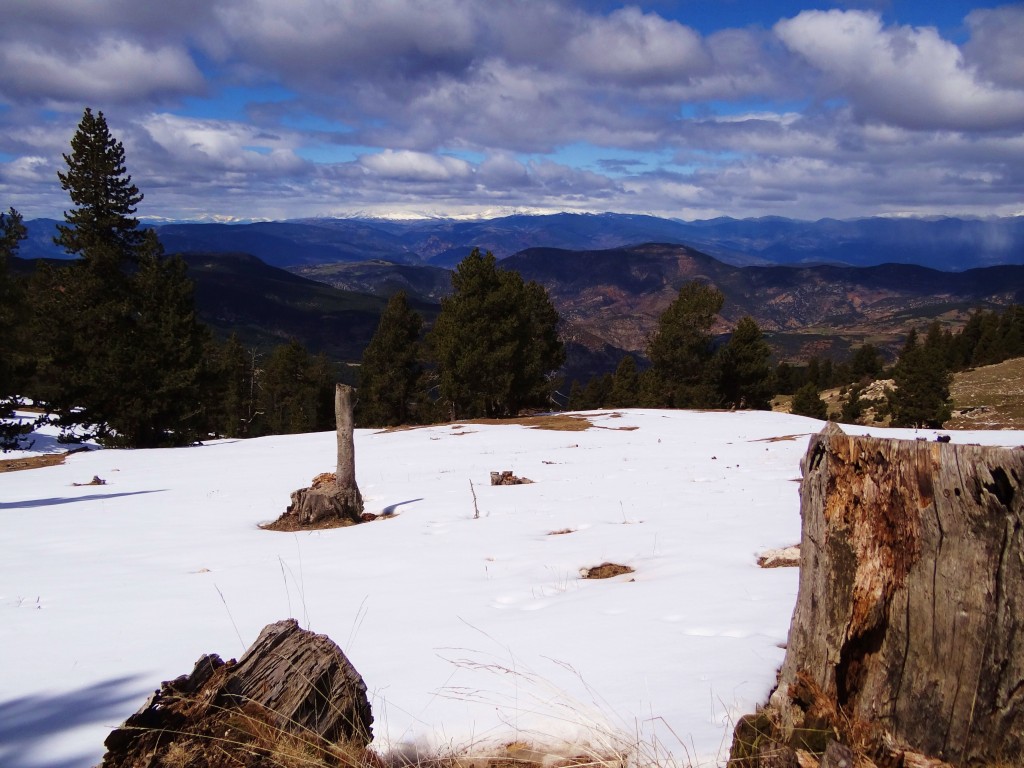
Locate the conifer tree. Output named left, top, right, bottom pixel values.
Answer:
left=791, top=382, right=828, bottom=420
left=609, top=355, right=640, bottom=407
left=357, top=291, right=424, bottom=426
left=714, top=316, right=773, bottom=409
left=647, top=280, right=723, bottom=408
left=890, top=327, right=952, bottom=428
left=33, top=108, right=208, bottom=447
left=431, top=249, right=563, bottom=418
left=0, top=208, right=29, bottom=449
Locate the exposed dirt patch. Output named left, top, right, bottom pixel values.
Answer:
left=581, top=562, right=634, bottom=579
left=547, top=528, right=575, bottom=536
left=751, top=433, right=811, bottom=443
left=948, top=357, right=1024, bottom=430
left=0, top=453, right=68, bottom=473
left=260, top=515, right=358, bottom=532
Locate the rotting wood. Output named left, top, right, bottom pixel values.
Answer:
left=268, top=384, right=364, bottom=530
left=730, top=423, right=1024, bottom=766
left=99, top=619, right=372, bottom=767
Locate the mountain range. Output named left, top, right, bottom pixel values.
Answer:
left=14, top=213, right=1024, bottom=384
left=20, top=212, right=1024, bottom=271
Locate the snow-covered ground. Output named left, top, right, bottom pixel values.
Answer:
left=2, top=409, right=1020, bottom=768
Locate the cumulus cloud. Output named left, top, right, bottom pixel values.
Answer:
left=2, top=1, right=1023, bottom=220
left=774, top=9, right=1024, bottom=131
left=566, top=7, right=709, bottom=83
left=0, top=39, right=204, bottom=105
left=359, top=150, right=473, bottom=183
left=964, top=5, right=1024, bottom=89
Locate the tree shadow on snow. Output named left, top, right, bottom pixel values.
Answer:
left=0, top=675, right=149, bottom=768
left=0, top=489, right=167, bottom=510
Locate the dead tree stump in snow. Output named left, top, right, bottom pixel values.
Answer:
left=99, top=619, right=372, bottom=767
left=272, top=384, right=364, bottom=529
left=730, top=423, right=1024, bottom=766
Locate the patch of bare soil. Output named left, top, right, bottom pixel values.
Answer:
left=383, top=414, right=598, bottom=433
left=547, top=528, right=575, bottom=536
left=0, top=452, right=68, bottom=473
left=948, top=357, right=1024, bottom=430
left=581, top=562, right=634, bottom=579
left=751, top=433, right=811, bottom=443
left=757, top=545, right=801, bottom=568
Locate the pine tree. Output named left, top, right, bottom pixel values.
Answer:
left=609, top=355, right=640, bottom=407
left=357, top=291, right=424, bottom=427
left=889, top=327, right=952, bottom=428
left=33, top=108, right=208, bottom=447
left=791, top=382, right=828, bottom=420
left=647, top=280, right=723, bottom=408
left=56, top=108, right=144, bottom=273
left=0, top=208, right=29, bottom=450
left=431, top=249, right=564, bottom=419
left=714, top=316, right=773, bottom=409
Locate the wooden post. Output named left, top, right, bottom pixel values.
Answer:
left=732, top=423, right=1024, bottom=765
left=336, top=383, right=356, bottom=490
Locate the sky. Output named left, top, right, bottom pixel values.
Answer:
left=8, top=407, right=1018, bottom=768
left=0, top=0, right=1022, bottom=222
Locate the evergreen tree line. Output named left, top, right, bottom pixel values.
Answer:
left=0, top=109, right=340, bottom=449
left=790, top=306, right=1024, bottom=428
left=356, top=248, right=565, bottom=426
left=567, top=282, right=774, bottom=411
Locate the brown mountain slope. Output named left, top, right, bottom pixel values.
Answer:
left=503, top=243, right=1024, bottom=359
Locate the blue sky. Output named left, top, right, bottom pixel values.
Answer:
left=0, top=1, right=1021, bottom=222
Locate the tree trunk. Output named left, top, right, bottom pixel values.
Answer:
left=336, top=383, right=356, bottom=490
left=274, top=384, right=363, bottom=528
left=99, top=619, right=373, bottom=767
left=759, top=423, right=1024, bottom=765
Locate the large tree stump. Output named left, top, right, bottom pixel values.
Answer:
left=274, top=384, right=364, bottom=529
left=735, top=424, right=1024, bottom=766
left=100, top=619, right=373, bottom=767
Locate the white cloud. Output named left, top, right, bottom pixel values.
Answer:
left=774, top=10, right=1024, bottom=131
left=0, top=38, right=204, bottom=104
left=964, top=5, right=1024, bottom=89
left=566, top=7, right=709, bottom=83
left=359, top=150, right=473, bottom=182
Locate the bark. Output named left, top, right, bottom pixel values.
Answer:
left=336, top=384, right=356, bottom=490
left=99, top=619, right=372, bottom=767
left=273, top=384, right=363, bottom=528
left=761, top=423, right=1024, bottom=765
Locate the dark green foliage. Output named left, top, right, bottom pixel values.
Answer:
left=609, top=355, right=640, bottom=408
left=431, top=249, right=564, bottom=419
left=889, top=326, right=952, bottom=428
left=30, top=108, right=209, bottom=447
left=850, top=343, right=884, bottom=380
left=258, top=340, right=335, bottom=435
left=714, top=316, right=773, bottom=409
left=840, top=384, right=866, bottom=423
left=791, top=382, right=828, bottom=420
left=646, top=281, right=724, bottom=408
left=1, top=208, right=31, bottom=450
left=357, top=291, right=424, bottom=427
left=56, top=108, right=144, bottom=272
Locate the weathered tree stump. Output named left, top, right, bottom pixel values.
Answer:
left=731, top=423, right=1024, bottom=766
left=100, top=619, right=373, bottom=767
left=270, top=384, right=364, bottom=529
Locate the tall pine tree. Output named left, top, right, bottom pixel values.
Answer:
left=357, top=291, right=424, bottom=427
left=33, top=108, right=208, bottom=447
left=0, top=208, right=29, bottom=449
left=646, top=280, right=723, bottom=408
left=431, top=249, right=563, bottom=419
left=889, top=327, right=952, bottom=428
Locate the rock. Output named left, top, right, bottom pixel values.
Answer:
left=99, top=619, right=373, bottom=767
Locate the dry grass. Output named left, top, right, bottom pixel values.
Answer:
left=0, top=452, right=68, bottom=473
left=580, top=563, right=634, bottom=580
left=948, top=357, right=1024, bottom=430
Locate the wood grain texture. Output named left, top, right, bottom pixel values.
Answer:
left=770, top=424, right=1024, bottom=764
